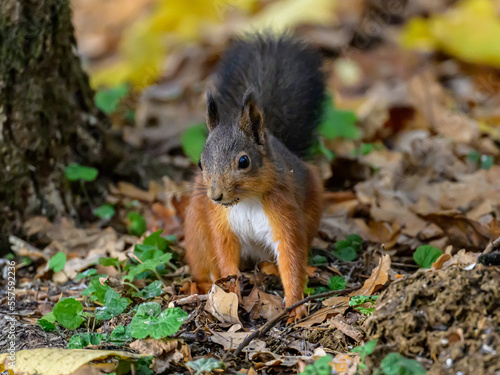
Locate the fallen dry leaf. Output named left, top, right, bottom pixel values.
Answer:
left=130, top=338, right=190, bottom=373
left=408, top=70, right=479, bottom=144
left=331, top=353, right=358, bottom=374
left=432, top=248, right=481, bottom=271
left=295, top=304, right=349, bottom=328
left=204, top=284, right=241, bottom=325
left=243, top=287, right=284, bottom=320
left=0, top=348, right=145, bottom=375
left=210, top=329, right=266, bottom=351
left=350, top=254, right=391, bottom=296
left=322, top=296, right=350, bottom=307
left=420, top=210, right=493, bottom=250
left=328, top=316, right=364, bottom=343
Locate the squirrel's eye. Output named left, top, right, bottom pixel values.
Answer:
left=198, top=160, right=202, bottom=171
left=238, top=155, right=250, bottom=169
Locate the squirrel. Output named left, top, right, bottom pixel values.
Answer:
left=184, top=34, right=325, bottom=320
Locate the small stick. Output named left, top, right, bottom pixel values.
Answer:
left=484, top=236, right=500, bottom=254
left=232, top=287, right=358, bottom=357
left=168, top=294, right=208, bottom=307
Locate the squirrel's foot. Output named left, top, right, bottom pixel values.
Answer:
left=182, top=281, right=213, bottom=295
left=287, top=304, right=308, bottom=325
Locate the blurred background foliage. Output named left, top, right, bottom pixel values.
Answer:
left=71, top=0, right=500, bottom=169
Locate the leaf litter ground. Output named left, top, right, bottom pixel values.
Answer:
left=2, top=0, right=500, bottom=374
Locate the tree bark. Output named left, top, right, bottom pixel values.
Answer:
left=0, top=0, right=105, bottom=251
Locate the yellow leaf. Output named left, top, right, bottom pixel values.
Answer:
left=400, top=0, right=500, bottom=67
left=249, top=0, right=337, bottom=33
left=0, top=348, right=145, bottom=375
left=91, top=0, right=257, bottom=88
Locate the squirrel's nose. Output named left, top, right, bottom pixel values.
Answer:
left=213, top=193, right=223, bottom=202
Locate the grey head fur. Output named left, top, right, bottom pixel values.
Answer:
left=199, top=90, right=270, bottom=206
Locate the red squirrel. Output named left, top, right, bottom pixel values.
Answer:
left=184, top=34, right=325, bottom=320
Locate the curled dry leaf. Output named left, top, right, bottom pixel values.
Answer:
left=432, top=249, right=481, bottom=271
left=350, top=254, right=391, bottom=297
left=204, top=284, right=241, bottom=325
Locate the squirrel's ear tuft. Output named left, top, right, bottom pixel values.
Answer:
left=240, top=90, right=265, bottom=146
left=206, top=91, right=219, bottom=132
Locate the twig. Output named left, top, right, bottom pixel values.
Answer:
left=484, top=236, right=500, bottom=254
left=232, top=287, right=358, bottom=357
left=168, top=294, right=208, bottom=307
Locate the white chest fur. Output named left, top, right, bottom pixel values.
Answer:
left=228, top=199, right=279, bottom=261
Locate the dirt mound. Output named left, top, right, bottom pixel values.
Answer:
left=366, top=266, right=500, bottom=375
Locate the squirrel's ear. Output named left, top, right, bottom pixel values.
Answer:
left=240, top=91, right=265, bottom=146
left=206, top=91, right=219, bottom=132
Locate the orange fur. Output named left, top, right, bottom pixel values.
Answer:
left=184, top=161, right=323, bottom=321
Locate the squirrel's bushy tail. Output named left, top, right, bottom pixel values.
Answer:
left=213, top=33, right=325, bottom=157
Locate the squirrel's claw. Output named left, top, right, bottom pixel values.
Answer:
left=287, top=304, right=308, bottom=325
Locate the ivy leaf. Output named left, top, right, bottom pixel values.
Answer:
left=351, top=340, right=377, bottom=358
left=93, top=204, right=115, bottom=220
left=355, top=307, right=375, bottom=315
left=98, top=257, right=121, bottom=269
left=328, top=276, right=346, bottom=291
left=379, top=353, right=426, bottom=375
left=68, top=333, right=103, bottom=349
left=332, top=234, right=363, bottom=262
left=133, top=244, right=166, bottom=263
left=312, top=255, right=328, bottom=265
left=130, top=302, right=187, bottom=339
left=351, top=339, right=377, bottom=368
left=134, top=280, right=163, bottom=299
left=413, top=245, right=443, bottom=268
left=38, top=318, right=57, bottom=332
left=82, top=276, right=112, bottom=303
left=345, top=234, right=363, bottom=247
left=127, top=212, right=147, bottom=237
left=186, top=358, right=226, bottom=375
left=136, top=356, right=154, bottom=375
left=107, top=325, right=133, bottom=345
left=75, top=269, right=97, bottom=281
left=53, top=298, right=85, bottom=330
left=481, top=154, right=494, bottom=170
left=143, top=230, right=168, bottom=252
left=64, top=163, right=98, bottom=182
left=467, top=150, right=480, bottom=163
left=319, top=93, right=359, bottom=140
left=164, top=234, right=177, bottom=243
left=304, top=286, right=315, bottom=295
left=95, top=289, right=130, bottom=321
left=332, top=246, right=357, bottom=262
left=95, top=83, right=129, bottom=114
left=299, top=355, right=333, bottom=375
left=42, top=312, right=56, bottom=323
left=124, top=253, right=172, bottom=281
left=48, top=252, right=66, bottom=273
left=350, top=295, right=379, bottom=307
left=181, top=123, right=208, bottom=163
left=38, top=312, right=57, bottom=331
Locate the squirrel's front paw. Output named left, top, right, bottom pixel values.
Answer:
left=287, top=305, right=308, bottom=324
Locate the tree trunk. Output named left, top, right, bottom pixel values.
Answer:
left=0, top=0, right=105, bottom=251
